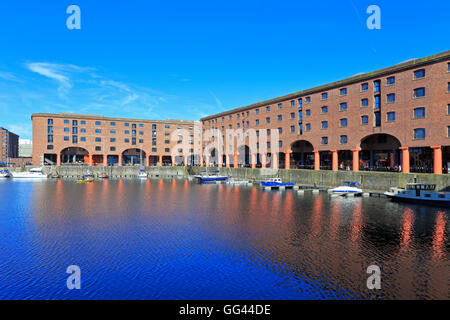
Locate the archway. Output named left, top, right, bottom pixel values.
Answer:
left=60, top=147, right=89, bottom=164
left=291, top=140, right=314, bottom=169
left=43, top=154, right=57, bottom=165
left=122, top=148, right=146, bottom=166
left=360, top=134, right=401, bottom=171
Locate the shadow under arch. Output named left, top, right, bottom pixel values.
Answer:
left=60, top=147, right=89, bottom=164
left=359, top=133, right=402, bottom=171
left=290, top=140, right=315, bottom=169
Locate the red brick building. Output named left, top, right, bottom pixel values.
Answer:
left=201, top=51, right=450, bottom=174
left=32, top=113, right=201, bottom=167
left=0, top=127, right=19, bottom=164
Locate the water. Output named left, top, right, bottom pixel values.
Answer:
left=0, top=178, right=448, bottom=300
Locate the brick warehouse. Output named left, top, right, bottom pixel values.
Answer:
left=201, top=51, right=450, bottom=174
left=0, top=127, right=19, bottom=164
left=31, top=113, right=201, bottom=167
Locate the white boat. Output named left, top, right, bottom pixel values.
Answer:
left=11, top=167, right=48, bottom=179
left=330, top=181, right=362, bottom=195
left=384, top=184, right=450, bottom=207
left=0, top=169, right=11, bottom=178
left=138, top=169, right=148, bottom=179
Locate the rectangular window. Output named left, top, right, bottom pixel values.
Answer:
left=340, top=88, right=347, bottom=96
left=306, top=109, right=311, bottom=116
left=387, top=76, right=395, bottom=85
left=255, top=119, right=259, bottom=125
left=277, top=115, right=282, bottom=121
left=267, top=129, right=271, bottom=136
left=266, top=106, right=270, bottom=112
left=48, top=126, right=53, bottom=134
left=110, top=138, right=116, bottom=142
left=125, top=123, right=130, bottom=127
left=125, top=130, right=129, bottom=134
left=414, top=69, right=425, bottom=79
left=387, top=112, right=395, bottom=122
left=110, top=122, right=116, bottom=126
left=305, top=97, right=310, bottom=103
left=414, top=128, right=425, bottom=140
left=375, top=112, right=381, bottom=127
left=72, top=136, right=78, bottom=144
left=278, top=127, right=282, bottom=134
left=339, top=102, right=347, bottom=111
left=448, top=126, right=450, bottom=138
left=139, top=124, right=144, bottom=127
left=64, top=128, right=69, bottom=132
left=290, top=100, right=295, bottom=107
left=374, top=95, right=381, bottom=109
left=374, top=80, right=381, bottom=92
left=321, top=137, right=328, bottom=145
left=448, top=104, right=450, bottom=115
left=298, top=98, right=303, bottom=108
left=95, top=121, right=101, bottom=126
left=361, top=83, right=368, bottom=91
left=152, top=148, right=157, bottom=152
left=290, top=112, right=295, bottom=119
left=361, top=115, right=368, bottom=125
left=64, top=136, right=69, bottom=141
left=95, top=129, right=101, bottom=134
left=48, top=119, right=53, bottom=125
left=47, top=135, right=53, bottom=143
left=278, top=103, right=282, bottom=109
left=80, top=120, right=86, bottom=125
left=255, top=109, right=259, bottom=115
left=132, top=138, right=136, bottom=145
left=448, top=82, right=450, bottom=92
left=306, top=124, right=311, bottom=131
left=110, top=130, right=116, bottom=134
left=321, top=121, right=328, bottom=129
left=72, top=120, right=78, bottom=126
left=139, top=139, right=144, bottom=143
left=340, top=118, right=347, bottom=127
left=290, top=125, right=295, bottom=133
left=125, top=138, right=129, bottom=143
left=340, top=135, right=348, bottom=144
left=152, top=124, right=157, bottom=130
left=321, top=106, right=328, bottom=114
left=414, top=87, right=425, bottom=98
left=64, top=120, right=69, bottom=124
left=72, top=127, right=78, bottom=134
left=414, top=107, right=425, bottom=119
left=321, top=92, right=328, bottom=100
left=237, top=114, right=240, bottom=119
left=81, top=128, right=86, bottom=133
left=95, top=146, right=101, bottom=151
left=266, top=117, right=271, bottom=124
left=80, top=137, right=86, bottom=142
left=165, top=148, right=170, bottom=153
left=387, top=93, right=396, bottom=103
left=95, top=137, right=101, bottom=142
left=132, top=124, right=136, bottom=129
left=278, top=141, right=282, bottom=148
left=361, top=98, right=369, bottom=107
left=110, top=147, right=116, bottom=151
left=47, top=145, right=54, bottom=150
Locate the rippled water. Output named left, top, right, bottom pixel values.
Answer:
left=0, top=178, right=448, bottom=300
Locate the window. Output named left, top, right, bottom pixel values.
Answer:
left=110, top=122, right=116, bottom=126
left=237, top=114, right=240, bottom=119
left=255, top=119, right=259, bottom=125
left=152, top=124, right=157, bottom=130
left=72, top=127, right=78, bottom=134
left=47, top=135, right=53, bottom=143
left=132, top=124, right=136, bottom=129
left=125, top=130, right=129, bottom=134
left=361, top=83, right=368, bottom=91
left=414, top=69, right=425, bottom=79
left=277, top=115, right=282, bottom=121
left=374, top=80, right=381, bottom=92
left=124, top=138, right=129, bottom=143
left=321, top=106, right=328, bottom=114
left=139, top=131, right=144, bottom=135
left=361, top=115, right=369, bottom=125
left=361, top=98, right=369, bottom=107
left=340, top=88, right=347, bottom=96
left=278, top=127, right=282, bottom=134
left=375, top=95, right=381, bottom=109
left=95, top=129, right=101, bottom=134
left=64, top=136, right=69, bottom=141
left=340, top=118, right=348, bottom=127
left=266, top=129, right=271, bottom=136
left=80, top=137, right=86, bottom=142
left=139, top=124, right=144, bottom=128
left=48, top=119, right=53, bottom=125
left=414, top=87, right=425, bottom=98
left=95, top=137, right=101, bottom=142
left=290, top=100, right=295, bottom=107
left=448, top=104, right=450, bottom=115
left=278, top=141, right=283, bottom=148
left=448, top=82, right=450, bottom=93
left=165, top=148, right=170, bottom=153
left=64, top=128, right=69, bottom=133
left=340, top=135, right=348, bottom=144
left=321, top=121, right=328, bottom=129
left=72, top=120, right=78, bottom=126
left=47, top=145, right=54, bottom=150
left=339, top=102, right=347, bottom=111
left=321, top=92, right=328, bottom=100
left=278, top=103, right=282, bottom=110
left=139, top=139, right=144, bottom=143
left=110, top=138, right=116, bottom=142
left=291, top=125, right=295, bottom=133
left=110, top=147, right=116, bottom=151
left=110, top=130, right=116, bottom=134
left=132, top=138, right=136, bottom=145
left=414, top=107, right=425, bottom=119
left=290, top=112, right=295, bottom=119
left=305, top=97, right=311, bottom=103
left=306, top=124, right=311, bottom=131
left=72, top=136, right=78, bottom=144
left=125, top=123, right=130, bottom=127
left=266, top=117, right=271, bottom=124
left=387, top=112, right=395, bottom=122
left=81, top=128, right=86, bottom=133
left=64, top=120, right=69, bottom=124
left=306, top=109, right=311, bottom=116
left=298, top=98, right=303, bottom=108
left=321, top=137, right=328, bottom=145
left=48, top=126, right=53, bottom=133
left=414, top=128, right=425, bottom=140
left=95, top=146, right=101, bottom=151
left=266, top=106, right=270, bottom=112
left=387, top=93, right=396, bottom=103
left=80, top=120, right=86, bottom=125
left=448, top=126, right=450, bottom=138
left=255, top=109, right=259, bottom=115
left=152, top=148, right=157, bottom=152
left=387, top=76, right=395, bottom=85
left=95, top=121, right=101, bottom=126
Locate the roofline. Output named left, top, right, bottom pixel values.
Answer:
left=31, top=113, right=199, bottom=125
left=201, top=50, right=450, bottom=121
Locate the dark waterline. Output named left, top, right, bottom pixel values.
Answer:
left=0, top=179, right=448, bottom=300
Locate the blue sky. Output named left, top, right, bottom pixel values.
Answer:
left=0, top=0, right=448, bottom=139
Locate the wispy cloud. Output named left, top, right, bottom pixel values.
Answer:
left=0, top=71, right=22, bottom=82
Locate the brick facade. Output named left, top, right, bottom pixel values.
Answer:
left=0, top=127, right=19, bottom=164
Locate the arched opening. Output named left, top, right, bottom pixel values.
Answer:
left=43, top=154, right=57, bottom=165
left=122, top=148, right=147, bottom=166
left=238, top=145, right=250, bottom=167
left=60, top=147, right=89, bottom=164
left=149, top=155, right=159, bottom=166
left=409, top=147, right=433, bottom=173
left=360, top=134, right=401, bottom=171
left=291, top=140, right=314, bottom=169
left=444, top=146, right=450, bottom=174
left=162, top=155, right=172, bottom=166
left=209, top=148, right=219, bottom=166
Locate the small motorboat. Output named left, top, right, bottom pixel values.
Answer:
left=77, top=172, right=95, bottom=183
left=0, top=169, right=11, bottom=178
left=11, top=167, right=48, bottom=179
left=99, top=173, right=109, bottom=179
left=384, top=184, right=450, bottom=207
left=260, top=178, right=295, bottom=187
left=329, top=181, right=362, bottom=195
left=138, top=169, right=148, bottom=179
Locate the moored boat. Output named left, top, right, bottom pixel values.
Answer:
left=384, top=183, right=450, bottom=207
left=138, top=169, right=148, bottom=179
left=11, top=167, right=48, bottom=179
left=260, top=178, right=295, bottom=187
left=329, top=181, right=362, bottom=195
left=195, top=175, right=228, bottom=183
left=0, top=169, right=11, bottom=178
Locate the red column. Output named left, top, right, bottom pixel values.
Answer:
left=351, top=149, right=360, bottom=172
left=184, top=155, right=188, bottom=167
left=261, top=154, right=266, bottom=168
left=400, top=147, right=410, bottom=173
left=172, top=156, right=175, bottom=167
left=331, top=150, right=338, bottom=171
left=234, top=153, right=238, bottom=168
left=158, top=155, right=162, bottom=167
left=251, top=154, right=256, bottom=169
left=119, top=154, right=122, bottom=166
left=88, top=155, right=93, bottom=167
left=314, top=151, right=320, bottom=171
left=200, top=155, right=203, bottom=167
left=431, top=146, right=442, bottom=174
left=285, top=152, right=291, bottom=170
left=103, top=155, right=108, bottom=167
left=57, top=152, right=61, bottom=166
